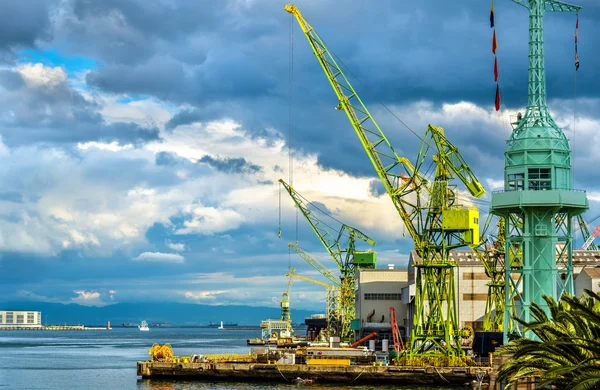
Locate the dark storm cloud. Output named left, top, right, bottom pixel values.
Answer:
left=0, top=0, right=51, bottom=54
left=198, top=155, right=262, bottom=174
left=74, top=0, right=600, bottom=107
left=368, top=180, right=386, bottom=198
left=0, top=68, right=159, bottom=146
left=165, top=109, right=204, bottom=131
left=25, top=0, right=598, bottom=179
left=85, top=51, right=277, bottom=104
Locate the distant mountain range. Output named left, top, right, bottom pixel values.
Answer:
left=0, top=301, right=322, bottom=326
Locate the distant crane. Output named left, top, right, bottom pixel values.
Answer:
left=579, top=215, right=600, bottom=250
left=288, top=243, right=341, bottom=287
left=281, top=270, right=294, bottom=324
left=285, top=3, right=486, bottom=361
left=285, top=271, right=340, bottom=337
left=279, top=178, right=376, bottom=341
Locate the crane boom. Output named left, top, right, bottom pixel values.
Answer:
left=582, top=223, right=600, bottom=250
left=285, top=272, right=336, bottom=289
left=427, top=125, right=486, bottom=198
left=285, top=272, right=340, bottom=338
left=284, top=3, right=428, bottom=246
left=288, top=243, right=341, bottom=287
left=279, top=178, right=375, bottom=269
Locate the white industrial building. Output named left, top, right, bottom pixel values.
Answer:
left=353, top=266, right=410, bottom=343
left=575, top=267, right=600, bottom=296
left=354, top=250, right=600, bottom=344
left=0, top=310, right=42, bottom=329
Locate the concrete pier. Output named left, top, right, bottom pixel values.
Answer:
left=137, top=361, right=490, bottom=385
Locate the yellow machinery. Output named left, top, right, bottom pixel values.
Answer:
left=148, top=343, right=174, bottom=362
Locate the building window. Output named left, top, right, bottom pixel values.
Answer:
left=27, top=313, right=34, bottom=324
left=16, top=314, right=24, bottom=324
left=364, top=293, right=401, bottom=300
left=507, top=173, right=524, bottom=191
left=6, top=312, right=14, bottom=324
left=528, top=168, right=551, bottom=190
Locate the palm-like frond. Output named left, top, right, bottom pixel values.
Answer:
left=497, top=289, right=600, bottom=389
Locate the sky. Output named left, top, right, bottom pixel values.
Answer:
left=1, top=0, right=600, bottom=311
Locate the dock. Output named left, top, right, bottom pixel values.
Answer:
left=0, top=325, right=110, bottom=331
left=137, top=361, right=490, bottom=385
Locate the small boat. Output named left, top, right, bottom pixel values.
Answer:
left=217, top=321, right=224, bottom=330
left=139, top=320, right=149, bottom=331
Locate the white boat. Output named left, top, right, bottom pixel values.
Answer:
left=217, top=321, right=224, bottom=330
left=139, top=320, right=149, bottom=331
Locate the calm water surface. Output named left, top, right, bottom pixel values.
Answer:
left=0, top=327, right=462, bottom=389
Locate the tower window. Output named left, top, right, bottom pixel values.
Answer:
left=528, top=168, right=551, bottom=190
left=507, top=173, right=524, bottom=191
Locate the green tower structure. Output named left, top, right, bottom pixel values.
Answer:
left=491, top=0, right=588, bottom=341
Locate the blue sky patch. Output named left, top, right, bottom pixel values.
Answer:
left=18, top=48, right=97, bottom=74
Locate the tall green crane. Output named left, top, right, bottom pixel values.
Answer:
left=285, top=4, right=486, bottom=359
left=491, top=0, right=588, bottom=341
left=279, top=179, right=376, bottom=340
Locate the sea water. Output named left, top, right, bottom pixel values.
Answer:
left=0, top=327, right=461, bottom=389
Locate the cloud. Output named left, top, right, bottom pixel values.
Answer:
left=368, top=180, right=386, bottom=198
left=184, top=290, right=229, bottom=301
left=199, top=155, right=262, bottom=174
left=0, top=0, right=50, bottom=54
left=1, top=0, right=600, bottom=311
left=132, top=252, right=184, bottom=263
left=0, top=63, right=160, bottom=147
left=175, top=206, right=245, bottom=236
left=166, top=240, right=185, bottom=252
left=72, top=290, right=105, bottom=306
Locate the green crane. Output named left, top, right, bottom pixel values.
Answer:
left=285, top=4, right=486, bottom=359
left=472, top=214, right=522, bottom=333
left=280, top=179, right=376, bottom=340
left=491, top=0, right=588, bottom=341
left=288, top=243, right=341, bottom=287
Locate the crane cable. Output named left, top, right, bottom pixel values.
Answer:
left=328, top=48, right=423, bottom=143
left=280, top=13, right=299, bottom=246
left=289, top=12, right=299, bottom=246
left=573, top=12, right=578, bottom=183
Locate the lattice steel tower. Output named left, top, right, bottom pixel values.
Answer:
left=491, top=0, right=588, bottom=341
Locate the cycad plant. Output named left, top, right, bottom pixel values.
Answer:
left=497, top=289, right=600, bottom=389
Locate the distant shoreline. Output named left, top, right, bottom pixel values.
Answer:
left=110, top=325, right=307, bottom=330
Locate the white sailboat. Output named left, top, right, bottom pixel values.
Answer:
left=217, top=321, right=224, bottom=330
left=139, top=320, right=149, bottom=331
